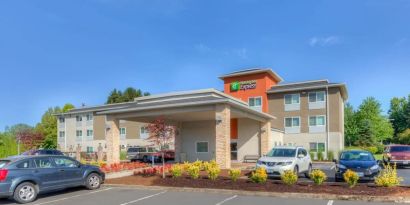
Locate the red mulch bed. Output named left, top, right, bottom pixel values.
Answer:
left=106, top=170, right=410, bottom=196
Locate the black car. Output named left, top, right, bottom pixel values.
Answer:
left=334, top=150, right=381, bottom=181
left=0, top=155, right=105, bottom=204
left=21, top=149, right=64, bottom=156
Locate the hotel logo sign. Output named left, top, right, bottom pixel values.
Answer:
left=230, top=80, right=257, bottom=91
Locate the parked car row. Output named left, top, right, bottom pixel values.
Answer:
left=126, top=146, right=175, bottom=162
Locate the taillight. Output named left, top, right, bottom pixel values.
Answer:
left=0, top=169, right=8, bottom=181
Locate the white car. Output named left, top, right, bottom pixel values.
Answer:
left=256, top=146, right=312, bottom=178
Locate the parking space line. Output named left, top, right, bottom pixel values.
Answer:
left=327, top=200, right=334, bottom=205
left=119, top=190, right=167, bottom=205
left=32, top=188, right=113, bottom=205
left=216, top=195, right=238, bottom=205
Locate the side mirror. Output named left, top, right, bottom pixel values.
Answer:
left=377, top=160, right=382, bottom=165
left=333, top=159, right=337, bottom=163
left=297, top=154, right=304, bottom=158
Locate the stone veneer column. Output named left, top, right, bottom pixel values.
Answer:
left=215, top=104, right=231, bottom=169
left=106, top=116, right=120, bottom=165
left=260, top=120, right=272, bottom=156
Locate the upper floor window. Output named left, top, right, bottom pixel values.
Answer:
left=284, top=94, right=300, bottom=104
left=309, top=116, right=326, bottom=126
left=309, top=91, right=325, bottom=102
left=76, top=130, right=83, bottom=137
left=86, top=114, right=93, bottom=121
left=120, top=127, right=126, bottom=136
left=59, top=131, right=65, bottom=138
left=86, top=129, right=93, bottom=137
left=76, top=115, right=82, bottom=122
left=248, top=97, right=262, bottom=111
left=59, top=117, right=65, bottom=123
left=285, top=117, right=300, bottom=127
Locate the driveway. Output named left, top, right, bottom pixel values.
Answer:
left=0, top=186, right=400, bottom=205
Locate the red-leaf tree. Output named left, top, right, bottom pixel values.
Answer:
left=16, top=130, right=44, bottom=150
left=147, top=118, right=175, bottom=178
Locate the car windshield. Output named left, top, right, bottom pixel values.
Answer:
left=340, top=151, right=374, bottom=161
left=390, top=146, right=410, bottom=152
left=267, top=148, right=296, bottom=157
left=0, top=160, right=10, bottom=168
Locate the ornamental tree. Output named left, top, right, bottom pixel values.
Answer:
left=147, top=118, right=176, bottom=178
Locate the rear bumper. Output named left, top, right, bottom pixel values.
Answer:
left=0, top=183, right=12, bottom=198
left=389, top=160, right=410, bottom=166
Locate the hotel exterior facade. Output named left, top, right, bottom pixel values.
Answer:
left=56, top=68, right=348, bottom=168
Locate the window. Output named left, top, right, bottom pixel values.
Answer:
left=54, top=157, right=78, bottom=168
left=297, top=149, right=307, bottom=157
left=16, top=160, right=31, bottom=169
left=309, top=142, right=326, bottom=152
left=59, top=117, right=65, bottom=123
left=196, top=142, right=209, bottom=153
left=309, top=116, right=326, bottom=126
left=59, top=131, right=65, bottom=138
left=284, top=94, right=300, bottom=104
left=285, top=117, right=300, bottom=127
left=87, top=130, right=93, bottom=137
left=76, top=130, right=83, bottom=137
left=249, top=97, right=262, bottom=111
left=86, top=147, right=94, bottom=153
left=140, top=127, right=149, bottom=139
left=76, top=115, right=82, bottom=122
left=309, top=91, right=326, bottom=102
left=33, top=158, right=54, bottom=168
left=86, top=114, right=93, bottom=121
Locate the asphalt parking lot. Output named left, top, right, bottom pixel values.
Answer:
left=0, top=186, right=401, bottom=205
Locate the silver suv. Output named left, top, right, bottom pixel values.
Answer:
left=256, top=146, right=312, bottom=178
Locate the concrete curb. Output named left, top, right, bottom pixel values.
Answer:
left=104, top=183, right=410, bottom=203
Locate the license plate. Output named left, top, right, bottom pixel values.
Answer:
left=357, top=172, right=364, bottom=177
left=266, top=169, right=274, bottom=173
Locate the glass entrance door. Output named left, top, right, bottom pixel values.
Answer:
left=230, top=141, right=238, bottom=161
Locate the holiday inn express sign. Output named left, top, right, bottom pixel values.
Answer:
left=230, top=80, right=257, bottom=91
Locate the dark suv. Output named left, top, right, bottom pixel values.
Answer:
left=0, top=155, right=105, bottom=204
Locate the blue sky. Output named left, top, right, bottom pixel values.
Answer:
left=0, top=0, right=409, bottom=130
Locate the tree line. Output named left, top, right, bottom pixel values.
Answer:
left=345, top=95, right=410, bottom=149
left=0, top=87, right=148, bottom=158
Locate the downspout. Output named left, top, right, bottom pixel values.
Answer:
left=326, top=85, right=330, bottom=159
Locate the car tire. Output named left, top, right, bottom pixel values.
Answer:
left=85, top=173, right=102, bottom=190
left=294, top=166, right=299, bottom=176
left=304, top=164, right=312, bottom=178
left=13, top=182, right=38, bottom=204
left=335, top=175, right=343, bottom=182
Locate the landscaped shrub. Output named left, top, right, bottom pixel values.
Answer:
left=250, top=167, right=268, bottom=183
left=364, top=146, right=378, bottom=155
left=309, top=151, right=315, bottom=160
left=192, top=160, right=204, bottom=170
left=375, top=163, right=403, bottom=187
left=207, top=166, right=221, bottom=180
left=203, top=160, right=218, bottom=172
left=309, top=169, right=327, bottom=185
left=376, top=144, right=385, bottom=154
left=170, top=164, right=184, bottom=178
left=343, top=169, right=359, bottom=188
left=228, top=169, right=241, bottom=182
left=317, top=152, right=324, bottom=161
left=281, top=170, right=298, bottom=185
left=327, top=151, right=334, bottom=162
left=187, top=164, right=200, bottom=179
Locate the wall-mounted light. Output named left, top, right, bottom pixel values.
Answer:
left=216, top=116, right=223, bottom=125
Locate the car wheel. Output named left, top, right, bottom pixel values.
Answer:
left=304, top=164, right=312, bottom=178
left=85, top=173, right=102, bottom=190
left=13, top=182, right=38, bottom=204
left=294, top=166, right=299, bottom=176
left=335, top=175, right=342, bottom=182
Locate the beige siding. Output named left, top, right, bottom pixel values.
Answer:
left=93, top=115, right=106, bottom=140
left=180, top=120, right=216, bottom=162
left=237, top=118, right=260, bottom=161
